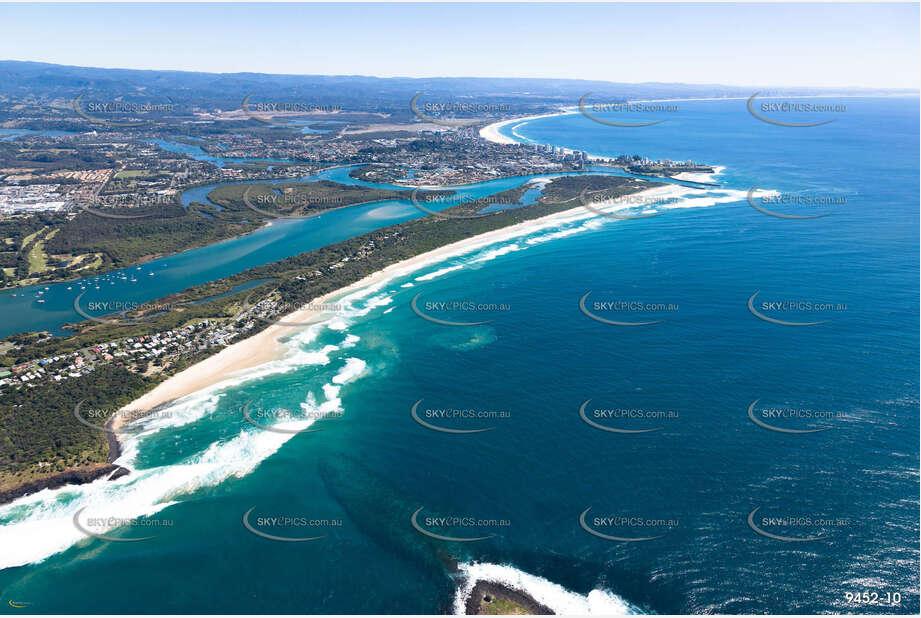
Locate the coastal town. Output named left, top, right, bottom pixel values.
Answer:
left=0, top=3, right=917, bottom=615
left=0, top=120, right=706, bottom=219
left=0, top=314, right=262, bottom=391
left=0, top=95, right=718, bottom=398
left=0, top=78, right=716, bottom=529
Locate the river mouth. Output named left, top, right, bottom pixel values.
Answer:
left=0, top=164, right=670, bottom=339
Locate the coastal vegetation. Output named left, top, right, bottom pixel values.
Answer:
left=206, top=180, right=453, bottom=218
left=0, top=365, right=149, bottom=491
left=1, top=182, right=452, bottom=289
left=0, top=175, right=656, bottom=498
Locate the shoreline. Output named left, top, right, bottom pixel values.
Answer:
left=0, top=172, right=719, bottom=504
left=479, top=109, right=574, bottom=145
left=0, top=163, right=373, bottom=294
left=479, top=92, right=903, bottom=151
left=114, top=178, right=699, bottom=432
left=0, top=463, right=121, bottom=505
left=462, top=580, right=554, bottom=615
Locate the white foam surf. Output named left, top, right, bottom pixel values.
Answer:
left=469, top=243, right=521, bottom=263
left=0, top=167, right=768, bottom=575
left=454, top=561, right=641, bottom=615
left=0, top=338, right=370, bottom=570
left=416, top=264, right=464, bottom=281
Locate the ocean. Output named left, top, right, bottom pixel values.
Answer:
left=0, top=96, right=917, bottom=614
left=0, top=163, right=671, bottom=339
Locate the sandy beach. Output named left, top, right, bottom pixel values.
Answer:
left=117, top=178, right=701, bottom=426
left=479, top=109, right=574, bottom=144
left=480, top=109, right=624, bottom=164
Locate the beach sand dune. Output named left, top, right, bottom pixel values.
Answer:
left=118, top=169, right=707, bottom=428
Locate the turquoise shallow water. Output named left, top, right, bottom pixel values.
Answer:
left=0, top=161, right=664, bottom=338
left=0, top=163, right=638, bottom=337
left=0, top=97, right=917, bottom=614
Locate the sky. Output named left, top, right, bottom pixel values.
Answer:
left=0, top=2, right=918, bottom=89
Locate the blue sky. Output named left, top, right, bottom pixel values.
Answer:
left=0, top=3, right=918, bottom=88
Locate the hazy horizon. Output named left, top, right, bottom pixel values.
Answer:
left=2, top=57, right=919, bottom=93
left=0, top=3, right=918, bottom=89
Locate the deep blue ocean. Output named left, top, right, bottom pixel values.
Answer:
left=0, top=162, right=665, bottom=338
left=0, top=97, right=917, bottom=614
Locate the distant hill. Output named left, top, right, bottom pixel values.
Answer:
left=0, top=60, right=912, bottom=120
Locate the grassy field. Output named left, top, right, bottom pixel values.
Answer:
left=73, top=253, right=103, bottom=271
left=479, top=598, right=531, bottom=615
left=114, top=169, right=158, bottom=179
left=20, top=226, right=47, bottom=250
left=26, top=228, right=58, bottom=274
